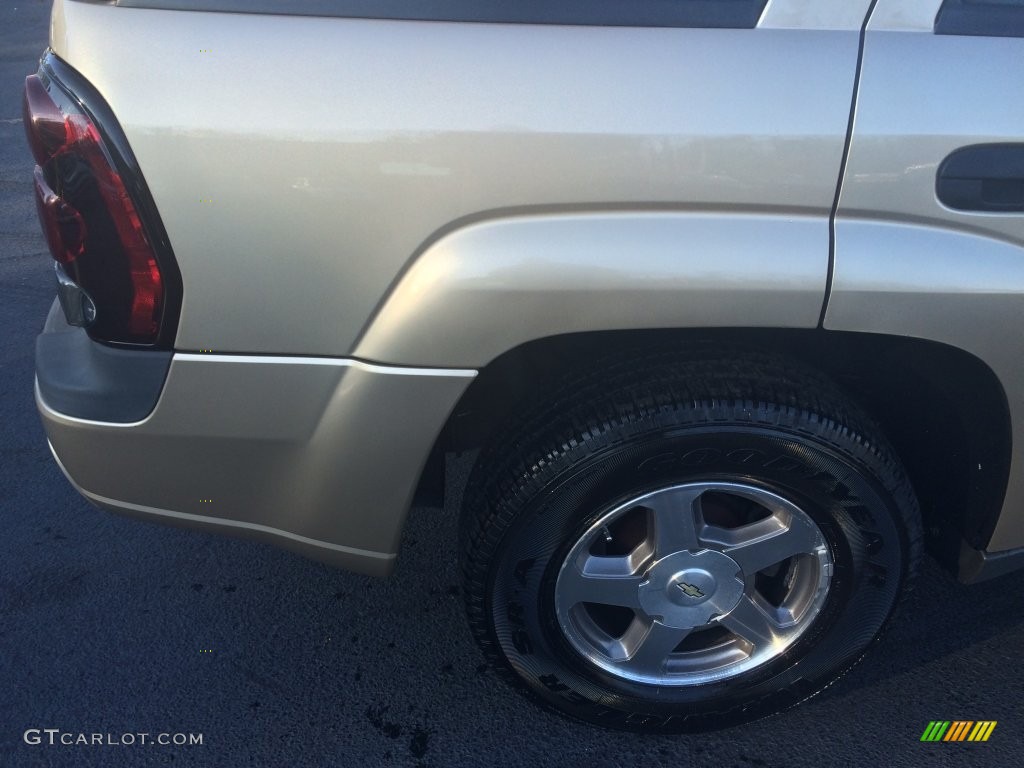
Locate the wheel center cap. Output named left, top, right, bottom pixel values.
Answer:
left=638, top=550, right=744, bottom=629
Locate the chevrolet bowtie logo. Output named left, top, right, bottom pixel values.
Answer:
left=676, top=581, right=705, bottom=599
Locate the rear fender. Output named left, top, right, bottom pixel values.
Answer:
left=354, top=211, right=830, bottom=368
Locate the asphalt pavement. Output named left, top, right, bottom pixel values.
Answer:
left=1, top=3, right=1022, bottom=766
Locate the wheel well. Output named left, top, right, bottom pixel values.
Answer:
left=434, top=328, right=1011, bottom=574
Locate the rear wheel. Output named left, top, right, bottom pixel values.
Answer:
left=461, top=350, right=920, bottom=731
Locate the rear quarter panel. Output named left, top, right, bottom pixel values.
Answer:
left=51, top=0, right=863, bottom=358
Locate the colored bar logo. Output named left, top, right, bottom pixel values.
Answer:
left=920, top=721, right=997, bottom=742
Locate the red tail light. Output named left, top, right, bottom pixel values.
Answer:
left=33, top=166, right=87, bottom=264
left=23, top=73, right=67, bottom=166
left=22, top=60, right=176, bottom=346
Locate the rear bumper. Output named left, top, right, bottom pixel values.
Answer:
left=37, top=307, right=475, bottom=576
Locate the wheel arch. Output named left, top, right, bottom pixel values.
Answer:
left=426, top=327, right=1011, bottom=578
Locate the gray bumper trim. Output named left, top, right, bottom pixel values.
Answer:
left=958, top=539, right=1024, bottom=583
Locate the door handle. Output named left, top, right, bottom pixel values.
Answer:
left=937, top=144, right=1024, bottom=213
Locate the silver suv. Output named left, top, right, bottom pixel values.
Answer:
left=25, top=0, right=1024, bottom=730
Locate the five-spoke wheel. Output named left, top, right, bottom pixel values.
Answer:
left=554, top=482, right=832, bottom=685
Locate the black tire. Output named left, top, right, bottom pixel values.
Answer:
left=461, top=348, right=921, bottom=732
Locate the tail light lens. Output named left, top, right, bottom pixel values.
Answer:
left=23, top=58, right=177, bottom=346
